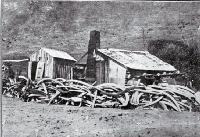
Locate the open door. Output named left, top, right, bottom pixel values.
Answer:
left=35, top=61, right=45, bottom=80
left=28, top=61, right=38, bottom=81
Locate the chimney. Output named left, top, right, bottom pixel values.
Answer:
left=86, top=30, right=100, bottom=82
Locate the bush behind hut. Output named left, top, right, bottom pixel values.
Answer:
left=148, top=39, right=200, bottom=90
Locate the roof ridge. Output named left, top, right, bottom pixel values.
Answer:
left=97, top=48, right=176, bottom=71
left=41, top=47, right=76, bottom=61
left=42, top=47, right=66, bottom=53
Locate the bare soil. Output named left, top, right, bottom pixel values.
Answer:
left=2, top=96, right=200, bottom=137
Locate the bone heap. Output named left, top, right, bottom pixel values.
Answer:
left=2, top=76, right=200, bottom=112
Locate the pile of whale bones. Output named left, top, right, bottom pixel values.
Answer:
left=2, top=76, right=200, bottom=112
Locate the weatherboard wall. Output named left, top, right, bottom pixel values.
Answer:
left=96, top=54, right=126, bottom=86
left=53, top=58, right=74, bottom=79
left=29, top=48, right=74, bottom=80
left=29, top=48, right=54, bottom=80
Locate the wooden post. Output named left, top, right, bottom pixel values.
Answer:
left=28, top=61, right=32, bottom=80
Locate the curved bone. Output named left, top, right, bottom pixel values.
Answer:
left=130, top=91, right=139, bottom=105
left=174, top=85, right=195, bottom=94
left=178, top=101, right=192, bottom=112
left=94, top=86, right=134, bottom=97
left=37, top=78, right=64, bottom=86
left=143, top=96, right=163, bottom=108
left=159, top=100, right=180, bottom=112
left=96, top=83, right=125, bottom=91
left=66, top=80, right=93, bottom=88
left=28, top=94, right=46, bottom=98
left=166, top=85, right=195, bottom=100
left=134, top=89, right=160, bottom=95
left=159, top=101, right=168, bottom=111
left=156, top=90, right=181, bottom=112
left=48, top=90, right=61, bottom=105
left=55, top=78, right=67, bottom=82
left=194, top=92, right=200, bottom=105
left=136, top=93, right=144, bottom=105
left=41, top=83, right=48, bottom=94
left=118, top=93, right=130, bottom=107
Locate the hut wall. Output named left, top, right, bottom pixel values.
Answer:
left=44, top=54, right=54, bottom=78
left=96, top=60, right=105, bottom=85
left=29, top=49, right=53, bottom=62
left=12, top=61, right=28, bottom=77
left=53, top=58, right=74, bottom=79
left=73, top=64, right=86, bottom=80
left=105, top=58, right=109, bottom=83
left=2, top=62, right=28, bottom=79
left=128, top=69, right=146, bottom=77
left=29, top=49, right=54, bottom=79
left=105, top=59, right=126, bottom=86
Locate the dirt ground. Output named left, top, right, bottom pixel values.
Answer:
left=2, top=96, right=200, bottom=137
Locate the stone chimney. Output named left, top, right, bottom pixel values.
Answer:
left=86, top=30, right=100, bottom=82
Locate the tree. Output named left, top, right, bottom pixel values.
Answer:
left=148, top=39, right=200, bottom=90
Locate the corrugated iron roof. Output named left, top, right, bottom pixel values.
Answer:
left=3, top=59, right=29, bottom=62
left=42, top=48, right=76, bottom=61
left=97, top=48, right=176, bottom=71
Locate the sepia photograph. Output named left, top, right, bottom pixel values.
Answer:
left=1, top=0, right=200, bottom=137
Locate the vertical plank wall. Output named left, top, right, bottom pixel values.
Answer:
left=54, top=58, right=74, bottom=79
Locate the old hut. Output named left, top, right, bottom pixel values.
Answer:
left=76, top=30, right=177, bottom=86
left=28, top=48, right=76, bottom=80
left=2, top=59, right=29, bottom=79
left=95, top=48, right=177, bottom=86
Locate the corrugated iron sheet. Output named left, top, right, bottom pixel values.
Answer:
left=3, top=59, right=29, bottom=62
left=97, top=48, right=176, bottom=71
left=42, top=48, right=76, bottom=61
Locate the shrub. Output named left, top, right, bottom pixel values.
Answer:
left=148, top=39, right=200, bottom=90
